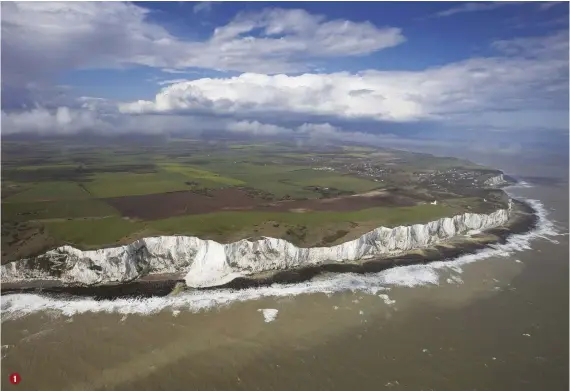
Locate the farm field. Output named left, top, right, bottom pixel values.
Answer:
left=1, top=137, right=504, bottom=262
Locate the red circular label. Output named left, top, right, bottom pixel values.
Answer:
left=9, top=373, right=21, bottom=385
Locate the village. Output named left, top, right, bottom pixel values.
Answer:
left=309, top=155, right=504, bottom=193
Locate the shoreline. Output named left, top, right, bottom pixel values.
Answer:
left=0, top=199, right=538, bottom=300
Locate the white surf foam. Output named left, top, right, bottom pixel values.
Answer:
left=257, top=308, right=278, bottom=323
left=378, top=294, right=396, bottom=305
left=0, top=197, right=560, bottom=322
left=510, top=180, right=534, bottom=189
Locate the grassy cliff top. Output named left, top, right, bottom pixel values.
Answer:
left=2, top=138, right=507, bottom=262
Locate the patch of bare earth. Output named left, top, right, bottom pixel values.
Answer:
left=104, top=187, right=423, bottom=221
left=104, top=188, right=262, bottom=220
left=1, top=223, right=57, bottom=264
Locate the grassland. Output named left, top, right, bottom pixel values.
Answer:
left=157, top=163, right=245, bottom=186
left=1, top=137, right=499, bottom=261
left=43, top=217, right=143, bottom=247
left=2, top=199, right=118, bottom=221
left=83, top=171, right=192, bottom=198
left=4, top=182, right=91, bottom=202
left=39, top=203, right=459, bottom=250
left=150, top=204, right=457, bottom=237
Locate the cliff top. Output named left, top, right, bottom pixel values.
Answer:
left=2, top=139, right=512, bottom=263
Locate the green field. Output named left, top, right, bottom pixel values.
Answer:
left=40, top=203, right=460, bottom=249
left=44, top=217, right=143, bottom=247
left=185, top=162, right=381, bottom=198
left=2, top=199, right=119, bottom=221
left=82, top=171, right=192, bottom=198
left=150, top=204, right=457, bottom=236
left=4, top=182, right=91, bottom=202
left=157, top=163, right=245, bottom=186
left=273, top=169, right=380, bottom=192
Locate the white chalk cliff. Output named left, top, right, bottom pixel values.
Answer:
left=1, top=201, right=512, bottom=288
left=484, top=174, right=506, bottom=187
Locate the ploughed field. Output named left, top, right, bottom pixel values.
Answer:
left=105, top=188, right=427, bottom=220
left=1, top=138, right=508, bottom=263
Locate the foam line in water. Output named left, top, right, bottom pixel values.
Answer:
left=508, top=180, right=534, bottom=189
left=0, top=197, right=560, bottom=322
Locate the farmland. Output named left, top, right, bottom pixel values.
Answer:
left=1, top=136, right=507, bottom=262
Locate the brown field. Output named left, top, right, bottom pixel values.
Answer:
left=105, top=188, right=263, bottom=220
left=104, top=187, right=422, bottom=220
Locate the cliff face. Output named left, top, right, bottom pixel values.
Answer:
left=484, top=174, right=506, bottom=187
left=1, top=203, right=511, bottom=288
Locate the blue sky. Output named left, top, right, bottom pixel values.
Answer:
left=1, top=1, right=568, bottom=156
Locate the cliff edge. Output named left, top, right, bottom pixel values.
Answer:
left=2, top=200, right=514, bottom=289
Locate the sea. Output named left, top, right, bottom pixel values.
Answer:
left=1, top=155, right=568, bottom=391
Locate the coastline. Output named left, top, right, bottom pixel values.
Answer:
left=0, top=199, right=538, bottom=300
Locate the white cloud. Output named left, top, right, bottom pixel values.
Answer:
left=491, top=30, right=568, bottom=59
left=431, top=2, right=523, bottom=18
left=1, top=2, right=406, bottom=112
left=226, top=120, right=292, bottom=136
left=161, top=68, right=200, bottom=74
left=1, top=106, right=107, bottom=135
left=193, top=2, right=214, bottom=14
left=118, top=31, right=568, bottom=131
left=210, top=8, right=405, bottom=57
left=119, top=71, right=426, bottom=121
left=156, top=79, right=192, bottom=86
left=2, top=2, right=167, bottom=81
left=0, top=105, right=214, bottom=136
left=3, top=104, right=567, bottom=159
left=0, top=105, right=377, bottom=146
left=539, top=2, right=563, bottom=10
left=1, top=2, right=405, bottom=91
left=223, top=121, right=381, bottom=143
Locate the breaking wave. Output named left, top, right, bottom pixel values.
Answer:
left=510, top=180, right=534, bottom=189
left=0, top=195, right=561, bottom=322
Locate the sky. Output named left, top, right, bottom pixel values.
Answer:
left=1, top=1, right=569, bottom=157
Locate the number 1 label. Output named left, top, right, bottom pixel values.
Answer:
left=9, top=373, right=21, bottom=385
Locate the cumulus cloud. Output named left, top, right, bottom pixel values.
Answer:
left=223, top=121, right=383, bottom=143
left=2, top=2, right=405, bottom=111
left=119, top=71, right=427, bottom=121
left=3, top=103, right=567, bottom=158
left=118, top=30, right=568, bottom=131
left=1, top=2, right=404, bottom=105
left=1, top=104, right=216, bottom=136
left=1, top=107, right=108, bottom=135
left=226, top=120, right=292, bottom=136
left=0, top=104, right=384, bottom=148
